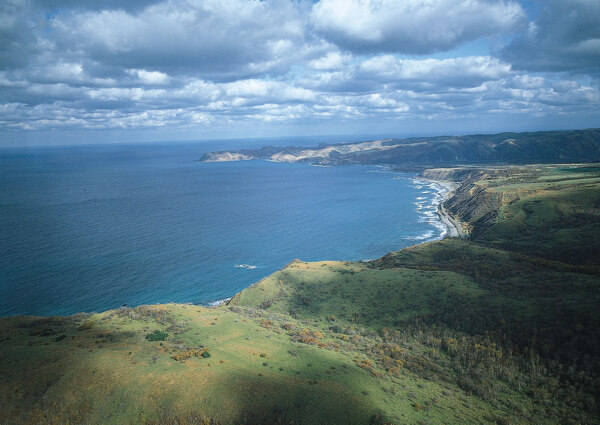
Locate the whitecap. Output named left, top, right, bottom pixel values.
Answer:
left=404, top=230, right=435, bottom=241
left=206, top=298, right=232, bottom=306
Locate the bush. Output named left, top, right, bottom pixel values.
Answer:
left=146, top=330, right=169, bottom=341
left=292, top=328, right=327, bottom=347
left=258, top=300, right=272, bottom=309
left=171, top=349, right=210, bottom=361
left=78, top=321, right=94, bottom=331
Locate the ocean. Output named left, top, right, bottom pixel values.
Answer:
left=0, top=139, right=447, bottom=316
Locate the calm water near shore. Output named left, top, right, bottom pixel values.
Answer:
left=0, top=139, right=447, bottom=316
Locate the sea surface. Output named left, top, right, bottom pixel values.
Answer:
left=0, top=139, right=447, bottom=316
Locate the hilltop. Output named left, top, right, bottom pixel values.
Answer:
left=1, top=164, right=599, bottom=424
left=199, top=129, right=600, bottom=169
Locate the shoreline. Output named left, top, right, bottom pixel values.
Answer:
left=425, top=179, right=467, bottom=239
left=409, top=176, right=466, bottom=242
left=2, top=166, right=468, bottom=318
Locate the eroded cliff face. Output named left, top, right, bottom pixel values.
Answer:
left=422, top=167, right=517, bottom=238
left=199, top=139, right=399, bottom=164
left=200, top=151, right=256, bottom=162
left=445, top=182, right=502, bottom=238
left=420, top=167, right=484, bottom=182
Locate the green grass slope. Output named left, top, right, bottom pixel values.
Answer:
left=1, top=164, right=599, bottom=424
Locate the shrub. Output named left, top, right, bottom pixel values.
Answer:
left=146, top=330, right=169, bottom=341
left=258, top=300, right=272, bottom=309
left=298, top=295, right=311, bottom=306
left=355, top=359, right=379, bottom=377
left=29, top=328, right=57, bottom=337
left=78, top=321, right=94, bottom=331
left=292, top=329, right=327, bottom=347
left=260, top=319, right=273, bottom=328
left=171, top=348, right=210, bottom=361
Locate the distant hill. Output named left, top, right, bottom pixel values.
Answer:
left=199, top=129, right=600, bottom=168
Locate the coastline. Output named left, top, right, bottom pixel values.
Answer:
left=409, top=176, right=466, bottom=242
left=2, top=164, right=469, bottom=318
left=438, top=201, right=466, bottom=238
left=429, top=179, right=467, bottom=238
left=429, top=178, right=468, bottom=239
left=192, top=171, right=466, bottom=309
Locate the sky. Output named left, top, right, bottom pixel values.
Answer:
left=0, top=0, right=599, bottom=146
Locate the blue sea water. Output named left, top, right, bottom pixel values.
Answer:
left=0, top=139, right=446, bottom=316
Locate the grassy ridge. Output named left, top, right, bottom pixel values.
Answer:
left=1, top=164, right=599, bottom=424
left=0, top=304, right=501, bottom=424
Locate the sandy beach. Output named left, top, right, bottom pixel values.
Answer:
left=421, top=179, right=467, bottom=239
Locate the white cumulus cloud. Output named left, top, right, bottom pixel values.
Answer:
left=311, top=0, right=526, bottom=54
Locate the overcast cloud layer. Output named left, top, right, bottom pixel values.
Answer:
left=0, top=0, right=599, bottom=145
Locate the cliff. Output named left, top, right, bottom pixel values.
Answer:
left=422, top=166, right=534, bottom=238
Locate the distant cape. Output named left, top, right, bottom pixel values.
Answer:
left=199, top=128, right=600, bottom=169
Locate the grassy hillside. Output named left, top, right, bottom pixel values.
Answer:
left=1, top=164, right=599, bottom=424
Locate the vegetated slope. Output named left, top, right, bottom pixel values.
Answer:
left=231, top=164, right=600, bottom=424
left=1, top=305, right=399, bottom=425
left=200, top=129, right=600, bottom=168
left=1, top=165, right=599, bottom=425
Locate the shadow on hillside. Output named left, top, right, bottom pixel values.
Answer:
left=146, top=362, right=388, bottom=425
left=0, top=314, right=139, bottom=424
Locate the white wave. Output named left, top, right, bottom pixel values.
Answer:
left=206, top=298, right=232, bottom=306
left=409, top=177, right=455, bottom=242
left=235, top=264, right=257, bottom=269
left=404, top=230, right=435, bottom=241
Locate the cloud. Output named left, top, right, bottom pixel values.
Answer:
left=358, top=56, right=513, bottom=89
left=0, top=0, right=598, bottom=143
left=128, top=69, right=170, bottom=85
left=49, top=0, right=310, bottom=80
left=308, top=52, right=352, bottom=70
left=501, top=0, right=600, bottom=73
left=311, top=0, right=526, bottom=54
left=224, top=79, right=317, bottom=104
